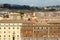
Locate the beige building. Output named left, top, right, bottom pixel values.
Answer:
left=0, top=12, right=22, bottom=40
left=0, top=22, right=22, bottom=40
left=0, top=11, right=60, bottom=40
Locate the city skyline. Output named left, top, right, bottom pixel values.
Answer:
left=0, top=0, right=60, bottom=7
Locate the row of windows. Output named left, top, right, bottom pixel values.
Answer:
left=0, top=31, right=20, bottom=33
left=0, top=38, right=20, bottom=40
left=0, top=38, right=59, bottom=40
left=20, top=27, right=60, bottom=30
left=0, top=23, right=22, bottom=26
left=21, top=38, right=59, bottom=40
left=34, top=27, right=60, bottom=30
left=0, top=35, right=19, bottom=37
left=0, top=27, right=20, bottom=29
left=34, top=27, right=60, bottom=34
left=0, top=27, right=59, bottom=30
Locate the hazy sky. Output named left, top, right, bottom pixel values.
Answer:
left=0, top=0, right=60, bottom=7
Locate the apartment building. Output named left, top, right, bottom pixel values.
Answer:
left=0, top=11, right=60, bottom=40
left=0, top=12, right=22, bottom=40
left=0, top=21, right=22, bottom=40
left=21, top=21, right=60, bottom=40
left=20, top=12, right=60, bottom=40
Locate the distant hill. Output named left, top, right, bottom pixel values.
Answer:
left=0, top=4, right=41, bottom=11
left=0, top=4, right=60, bottom=12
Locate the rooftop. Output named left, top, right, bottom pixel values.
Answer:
left=0, top=20, right=20, bottom=23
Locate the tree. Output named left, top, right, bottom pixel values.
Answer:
left=19, top=12, right=24, bottom=20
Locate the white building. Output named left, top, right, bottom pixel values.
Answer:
left=0, top=20, right=22, bottom=40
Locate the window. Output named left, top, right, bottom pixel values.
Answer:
left=19, top=23, right=22, bottom=25
left=13, top=27, right=15, bottom=29
left=42, top=27, right=43, bottom=29
left=0, top=27, right=1, bottom=29
left=17, top=35, right=19, bottom=37
left=17, top=27, right=19, bottom=29
left=0, top=35, right=1, bottom=37
left=8, top=27, right=10, bottom=29
left=46, top=27, right=48, bottom=29
left=4, top=27, right=6, bottom=29
left=4, top=35, right=6, bottom=37
left=8, top=35, right=10, bottom=37
left=1, top=23, right=4, bottom=25
left=13, top=36, right=15, bottom=40
left=13, top=16, right=17, bottom=20
left=5, top=24, right=9, bottom=25
left=34, top=31, right=36, bottom=33
left=10, top=23, right=13, bottom=25
left=4, top=31, right=6, bottom=33
left=34, top=27, right=35, bottom=29
left=13, top=31, right=15, bottom=34
left=38, top=27, right=39, bottom=29
left=14, top=23, right=18, bottom=25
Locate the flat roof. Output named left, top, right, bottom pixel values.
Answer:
left=47, top=21, right=60, bottom=24
left=0, top=20, right=20, bottom=23
left=9, top=14, right=20, bottom=16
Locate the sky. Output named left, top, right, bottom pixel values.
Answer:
left=0, top=0, right=60, bottom=7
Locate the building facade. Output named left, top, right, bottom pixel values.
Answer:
left=0, top=22, right=22, bottom=40
left=0, top=12, right=60, bottom=40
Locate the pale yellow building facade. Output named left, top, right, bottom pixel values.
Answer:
left=0, top=22, right=22, bottom=40
left=0, top=12, right=22, bottom=40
